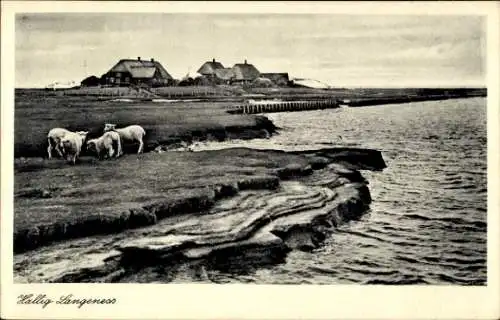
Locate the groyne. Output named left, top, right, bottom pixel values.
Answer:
left=226, top=99, right=340, bottom=114
left=342, top=91, right=487, bottom=107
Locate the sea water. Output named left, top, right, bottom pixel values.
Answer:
left=192, top=97, right=487, bottom=285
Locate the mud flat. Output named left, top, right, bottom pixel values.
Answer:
left=14, top=147, right=386, bottom=283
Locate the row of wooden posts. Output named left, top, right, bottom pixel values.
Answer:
left=227, top=99, right=340, bottom=114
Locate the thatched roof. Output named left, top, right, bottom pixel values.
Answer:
left=214, top=68, right=235, bottom=81
left=129, top=67, right=156, bottom=78
left=197, top=59, right=225, bottom=75
left=107, top=58, right=173, bottom=80
left=232, top=61, right=260, bottom=81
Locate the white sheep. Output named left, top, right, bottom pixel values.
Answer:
left=103, top=123, right=146, bottom=154
left=59, top=131, right=88, bottom=165
left=47, top=127, right=71, bottom=159
left=86, top=131, right=122, bottom=160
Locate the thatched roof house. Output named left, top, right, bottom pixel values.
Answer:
left=102, top=57, right=173, bottom=87
left=197, top=58, right=225, bottom=76
left=232, top=60, right=260, bottom=83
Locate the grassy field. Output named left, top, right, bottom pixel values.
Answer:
left=151, top=86, right=241, bottom=97
left=15, top=93, right=276, bottom=157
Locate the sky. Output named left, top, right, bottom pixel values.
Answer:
left=15, top=13, right=486, bottom=88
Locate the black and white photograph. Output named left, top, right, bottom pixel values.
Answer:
left=2, top=1, right=499, bottom=319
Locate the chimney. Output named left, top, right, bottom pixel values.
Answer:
left=213, top=58, right=215, bottom=63
left=137, top=57, right=141, bottom=61
left=244, top=59, right=247, bottom=64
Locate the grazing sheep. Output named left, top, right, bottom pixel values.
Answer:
left=47, top=127, right=72, bottom=159
left=59, top=131, right=88, bottom=165
left=86, top=131, right=122, bottom=160
left=104, top=123, right=146, bottom=154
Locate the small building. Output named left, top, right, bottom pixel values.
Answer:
left=231, top=60, right=260, bottom=84
left=260, top=73, right=290, bottom=87
left=197, top=58, right=225, bottom=77
left=102, top=57, right=173, bottom=87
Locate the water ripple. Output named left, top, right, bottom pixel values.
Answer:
left=190, top=98, right=487, bottom=285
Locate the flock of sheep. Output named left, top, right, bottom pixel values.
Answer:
left=47, top=124, right=146, bottom=164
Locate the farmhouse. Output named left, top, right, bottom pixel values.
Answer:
left=231, top=60, right=260, bottom=84
left=197, top=58, right=225, bottom=77
left=102, top=57, right=173, bottom=87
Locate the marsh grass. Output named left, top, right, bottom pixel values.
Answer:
left=15, top=93, right=275, bottom=157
